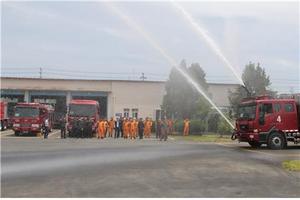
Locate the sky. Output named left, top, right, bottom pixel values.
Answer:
left=1, top=1, right=299, bottom=93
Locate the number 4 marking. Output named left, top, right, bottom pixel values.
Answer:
left=277, top=115, right=282, bottom=123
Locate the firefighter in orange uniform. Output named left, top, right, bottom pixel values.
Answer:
left=134, top=118, right=138, bottom=138
left=123, top=118, right=129, bottom=139
left=108, top=117, right=115, bottom=137
left=97, top=119, right=104, bottom=139
left=126, top=119, right=131, bottom=139
left=122, top=118, right=127, bottom=138
left=103, top=119, right=109, bottom=138
left=149, top=118, right=153, bottom=137
left=183, top=118, right=190, bottom=136
left=130, top=118, right=136, bottom=139
left=143, top=118, right=148, bottom=138
left=144, top=118, right=152, bottom=138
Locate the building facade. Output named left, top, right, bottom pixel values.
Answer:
left=0, top=77, right=238, bottom=119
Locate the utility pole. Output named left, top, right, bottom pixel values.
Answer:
left=39, top=67, right=42, bottom=79
left=140, top=73, right=147, bottom=81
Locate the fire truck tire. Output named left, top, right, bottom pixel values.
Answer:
left=14, top=131, right=20, bottom=136
left=267, top=132, right=286, bottom=150
left=248, top=141, right=261, bottom=148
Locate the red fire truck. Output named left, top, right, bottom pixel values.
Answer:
left=67, top=100, right=100, bottom=137
left=0, top=101, right=9, bottom=131
left=12, top=103, right=54, bottom=136
left=233, top=95, right=300, bottom=149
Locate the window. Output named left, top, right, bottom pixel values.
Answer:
left=238, top=104, right=256, bottom=120
left=259, top=103, right=273, bottom=114
left=284, top=103, right=294, bottom=112
left=274, top=103, right=281, bottom=112
left=124, top=108, right=129, bottom=118
left=69, top=104, right=96, bottom=117
left=132, top=108, right=138, bottom=119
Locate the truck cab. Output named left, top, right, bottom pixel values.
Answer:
left=12, top=103, right=54, bottom=136
left=234, top=96, right=300, bottom=149
left=67, top=100, right=100, bottom=137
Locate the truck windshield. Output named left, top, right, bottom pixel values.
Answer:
left=238, top=104, right=256, bottom=120
left=14, top=107, right=39, bottom=117
left=69, top=104, right=96, bottom=117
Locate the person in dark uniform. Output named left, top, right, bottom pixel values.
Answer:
left=156, top=120, right=162, bottom=139
left=42, top=119, right=49, bottom=139
left=60, top=116, right=67, bottom=139
left=119, top=117, right=124, bottom=138
left=138, top=118, right=144, bottom=139
left=74, top=120, right=80, bottom=138
left=114, top=118, right=121, bottom=138
left=83, top=118, right=89, bottom=138
left=79, top=118, right=85, bottom=138
left=87, top=118, right=93, bottom=138
left=70, top=120, right=76, bottom=138
left=160, top=118, right=168, bottom=141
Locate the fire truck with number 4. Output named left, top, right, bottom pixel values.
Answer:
left=233, top=95, right=300, bottom=149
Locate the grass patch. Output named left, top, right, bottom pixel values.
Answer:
left=172, top=134, right=232, bottom=143
left=282, top=160, right=300, bottom=172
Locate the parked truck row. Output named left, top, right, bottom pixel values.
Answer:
left=1, top=94, right=300, bottom=150
left=1, top=99, right=100, bottom=137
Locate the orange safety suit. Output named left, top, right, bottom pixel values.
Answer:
left=122, top=120, right=127, bottom=138
left=183, top=119, right=190, bottom=136
left=126, top=120, right=131, bottom=139
left=97, top=121, right=105, bottom=139
left=108, top=118, right=115, bottom=137
left=123, top=120, right=128, bottom=139
left=144, top=119, right=152, bottom=138
left=130, top=120, right=136, bottom=139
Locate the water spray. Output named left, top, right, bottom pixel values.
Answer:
left=171, top=1, right=245, bottom=87
left=241, top=84, right=252, bottom=97
left=105, top=3, right=235, bottom=129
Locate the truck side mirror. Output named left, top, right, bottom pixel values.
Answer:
left=259, top=112, right=265, bottom=125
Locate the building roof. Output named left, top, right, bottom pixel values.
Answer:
left=0, top=76, right=240, bottom=86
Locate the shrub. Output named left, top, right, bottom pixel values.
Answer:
left=190, top=120, right=205, bottom=134
left=207, top=113, right=220, bottom=133
left=217, top=119, right=233, bottom=135
left=174, top=120, right=184, bottom=133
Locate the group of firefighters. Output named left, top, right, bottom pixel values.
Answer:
left=97, top=117, right=166, bottom=141
left=96, top=117, right=191, bottom=140
left=59, top=116, right=191, bottom=140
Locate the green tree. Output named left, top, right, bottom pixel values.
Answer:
left=162, top=60, right=190, bottom=119
left=162, top=60, right=210, bottom=119
left=229, top=62, right=276, bottom=117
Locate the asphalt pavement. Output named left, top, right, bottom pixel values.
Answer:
left=1, top=129, right=300, bottom=197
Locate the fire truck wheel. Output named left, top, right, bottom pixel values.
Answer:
left=248, top=141, right=261, bottom=148
left=268, top=132, right=286, bottom=150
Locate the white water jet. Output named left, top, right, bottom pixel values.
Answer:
left=105, top=3, right=235, bottom=129
left=171, top=1, right=245, bottom=87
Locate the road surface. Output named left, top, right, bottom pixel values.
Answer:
left=1, top=129, right=300, bottom=197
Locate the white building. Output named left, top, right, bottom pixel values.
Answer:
left=0, top=77, right=238, bottom=119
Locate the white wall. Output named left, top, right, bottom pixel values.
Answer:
left=111, top=81, right=165, bottom=119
